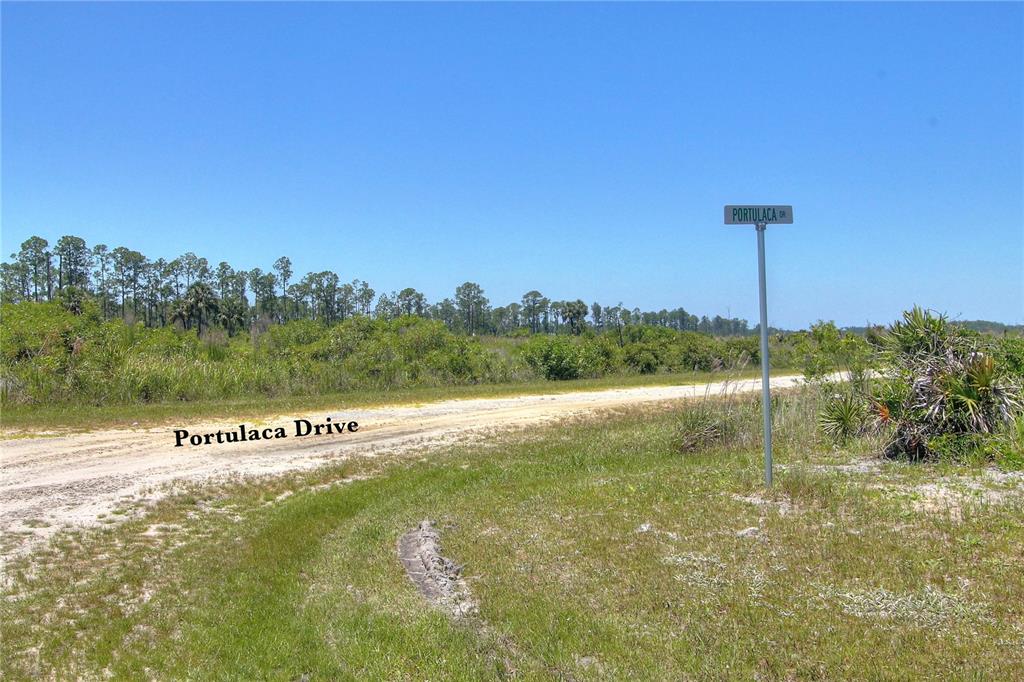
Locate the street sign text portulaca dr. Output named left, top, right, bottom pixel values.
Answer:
left=724, top=205, right=793, bottom=225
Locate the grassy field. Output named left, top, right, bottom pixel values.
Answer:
left=0, top=368, right=761, bottom=434
left=3, top=389, right=1022, bottom=679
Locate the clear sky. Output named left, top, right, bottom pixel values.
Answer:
left=2, top=2, right=1021, bottom=329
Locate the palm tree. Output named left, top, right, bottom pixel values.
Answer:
left=170, top=301, right=189, bottom=330
left=217, top=297, right=248, bottom=336
left=183, top=282, right=219, bottom=337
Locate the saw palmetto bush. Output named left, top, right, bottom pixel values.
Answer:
left=877, top=307, right=1021, bottom=461
left=818, top=389, right=868, bottom=445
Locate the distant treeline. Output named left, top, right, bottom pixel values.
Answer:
left=843, top=320, right=1023, bottom=337
left=1, top=234, right=753, bottom=337
left=952, top=321, right=1024, bottom=335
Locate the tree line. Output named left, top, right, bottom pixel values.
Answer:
left=1, top=234, right=753, bottom=337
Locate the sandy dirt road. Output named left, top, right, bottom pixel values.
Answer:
left=1, top=374, right=810, bottom=557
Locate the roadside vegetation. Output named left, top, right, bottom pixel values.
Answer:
left=1, top=234, right=791, bottom=427
left=805, top=308, right=1023, bottom=468
left=0, top=300, right=795, bottom=425
left=4, top=233, right=1020, bottom=449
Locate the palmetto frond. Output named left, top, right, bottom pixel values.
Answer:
left=877, top=307, right=1022, bottom=458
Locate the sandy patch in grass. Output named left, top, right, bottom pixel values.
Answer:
left=884, top=469, right=1024, bottom=519
left=818, top=583, right=989, bottom=629
left=398, top=520, right=477, bottom=618
left=730, top=493, right=795, bottom=516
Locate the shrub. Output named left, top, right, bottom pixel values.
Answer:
left=796, top=321, right=874, bottom=383
left=995, top=337, right=1024, bottom=378
left=670, top=332, right=720, bottom=372
left=623, top=343, right=660, bottom=374
left=265, top=320, right=329, bottom=359
left=879, top=307, right=1021, bottom=461
left=926, top=433, right=989, bottom=466
left=818, top=390, right=868, bottom=445
left=0, top=310, right=518, bottom=405
left=519, top=335, right=597, bottom=380
left=721, top=336, right=759, bottom=368
left=0, top=302, right=88, bottom=363
left=0, top=301, right=804, bottom=407
left=869, top=377, right=910, bottom=430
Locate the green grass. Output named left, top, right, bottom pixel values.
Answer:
left=3, top=392, right=1022, bottom=679
left=0, top=368, right=763, bottom=434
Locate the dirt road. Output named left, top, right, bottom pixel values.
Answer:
left=1, top=374, right=810, bottom=556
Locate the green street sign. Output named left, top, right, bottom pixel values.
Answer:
left=724, top=205, right=793, bottom=225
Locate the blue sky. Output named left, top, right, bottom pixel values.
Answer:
left=2, top=2, right=1021, bottom=328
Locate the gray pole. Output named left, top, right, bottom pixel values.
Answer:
left=755, top=223, right=773, bottom=486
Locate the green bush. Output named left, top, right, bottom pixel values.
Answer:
left=668, top=332, right=720, bottom=372
left=995, top=337, right=1024, bottom=378
left=623, top=343, right=660, bottom=374
left=805, top=309, right=1023, bottom=464
left=0, top=309, right=517, bottom=405
left=869, top=377, right=910, bottom=428
left=795, top=321, right=874, bottom=382
left=266, top=319, right=330, bottom=359
left=979, top=415, right=1024, bottom=469
left=0, top=302, right=92, bottom=363
left=519, top=335, right=591, bottom=380
left=879, top=308, right=1021, bottom=461
left=818, top=390, right=868, bottom=445
left=721, top=335, right=760, bottom=368
left=674, top=406, right=728, bottom=452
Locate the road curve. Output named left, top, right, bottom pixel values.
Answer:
left=1, top=373, right=811, bottom=556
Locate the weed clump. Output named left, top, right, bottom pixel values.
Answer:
left=672, top=396, right=761, bottom=454
left=674, top=406, right=729, bottom=452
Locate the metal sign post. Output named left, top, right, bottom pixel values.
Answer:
left=724, top=205, right=792, bottom=486
left=755, top=222, right=773, bottom=486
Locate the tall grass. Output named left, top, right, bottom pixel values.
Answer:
left=673, top=383, right=826, bottom=456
